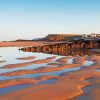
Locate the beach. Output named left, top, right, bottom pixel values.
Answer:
left=0, top=41, right=99, bottom=100
left=0, top=0, right=100, bottom=99
left=0, top=44, right=99, bottom=100
left=0, top=41, right=46, bottom=47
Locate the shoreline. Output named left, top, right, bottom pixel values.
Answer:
left=0, top=62, right=100, bottom=100
left=0, top=41, right=46, bottom=47
left=0, top=44, right=100, bottom=100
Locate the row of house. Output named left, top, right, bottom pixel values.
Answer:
left=82, top=33, right=100, bottom=38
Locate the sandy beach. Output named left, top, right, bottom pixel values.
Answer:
left=16, top=56, right=36, bottom=60
left=1, top=56, right=56, bottom=69
left=0, top=54, right=99, bottom=100
left=0, top=63, right=100, bottom=100
left=0, top=63, right=79, bottom=76
left=0, top=41, right=46, bottom=47
left=0, top=42, right=99, bottom=100
left=0, top=0, right=100, bottom=99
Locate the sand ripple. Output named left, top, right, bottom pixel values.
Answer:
left=16, top=56, right=36, bottom=60
left=1, top=56, right=56, bottom=69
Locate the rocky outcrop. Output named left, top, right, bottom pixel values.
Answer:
left=20, top=40, right=100, bottom=56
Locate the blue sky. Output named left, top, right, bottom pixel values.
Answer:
left=0, top=0, right=100, bottom=40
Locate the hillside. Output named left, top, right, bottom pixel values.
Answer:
left=45, top=34, right=81, bottom=41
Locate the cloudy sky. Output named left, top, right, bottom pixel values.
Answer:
left=0, top=0, right=100, bottom=40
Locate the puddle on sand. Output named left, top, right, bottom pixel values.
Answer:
left=0, top=84, right=32, bottom=95
left=67, top=58, right=74, bottom=64
left=96, top=69, right=100, bottom=72
left=0, top=47, right=58, bottom=67
left=83, top=61, right=94, bottom=66
left=0, top=63, right=47, bottom=74
left=0, top=78, right=57, bottom=95
left=38, top=79, right=56, bottom=84
left=0, top=67, right=80, bottom=81
left=72, top=77, right=98, bottom=100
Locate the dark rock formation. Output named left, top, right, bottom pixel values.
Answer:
left=20, top=40, right=100, bottom=56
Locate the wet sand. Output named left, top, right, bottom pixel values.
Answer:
left=0, top=61, right=6, bottom=63
left=56, top=57, right=68, bottom=63
left=1, top=56, right=56, bottom=69
left=0, top=69, right=100, bottom=100
left=72, top=76, right=100, bottom=100
left=73, top=56, right=87, bottom=65
left=16, top=56, right=36, bottom=60
left=0, top=75, right=57, bottom=88
left=0, top=63, right=79, bottom=76
left=88, top=55, right=100, bottom=62
left=0, top=55, right=100, bottom=100
left=0, top=41, right=46, bottom=47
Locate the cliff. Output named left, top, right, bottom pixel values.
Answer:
left=45, top=34, right=81, bottom=41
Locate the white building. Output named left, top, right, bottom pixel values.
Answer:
left=82, top=34, right=88, bottom=38
left=90, top=33, right=97, bottom=37
left=96, top=34, right=100, bottom=37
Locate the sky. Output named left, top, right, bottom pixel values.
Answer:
left=0, top=0, right=100, bottom=41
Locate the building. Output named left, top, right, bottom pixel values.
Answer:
left=90, top=33, right=97, bottom=37
left=96, top=34, right=100, bottom=37
left=82, top=34, right=88, bottom=38
left=82, top=33, right=100, bottom=38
